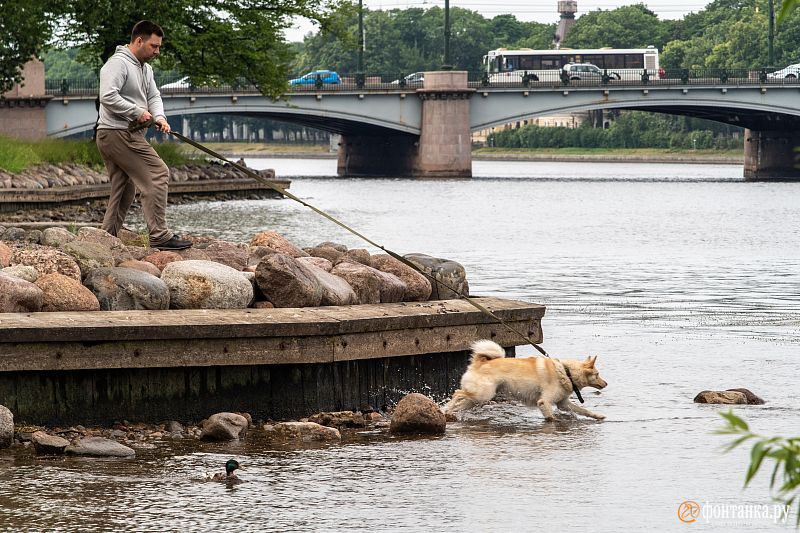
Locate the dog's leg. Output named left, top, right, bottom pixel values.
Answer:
left=444, top=390, right=477, bottom=415
left=536, top=398, right=556, bottom=422
left=561, top=400, right=605, bottom=421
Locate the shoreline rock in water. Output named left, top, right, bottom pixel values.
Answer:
left=0, top=226, right=469, bottom=313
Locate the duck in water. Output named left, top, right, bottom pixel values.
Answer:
left=206, top=459, right=243, bottom=484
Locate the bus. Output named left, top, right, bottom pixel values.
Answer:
left=484, top=47, right=661, bottom=83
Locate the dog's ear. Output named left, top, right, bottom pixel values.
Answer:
left=585, top=355, right=597, bottom=367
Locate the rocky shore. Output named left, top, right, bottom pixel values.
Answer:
left=0, top=159, right=270, bottom=190
left=1, top=393, right=451, bottom=457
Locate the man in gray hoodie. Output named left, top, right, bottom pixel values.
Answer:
left=96, top=20, right=191, bottom=250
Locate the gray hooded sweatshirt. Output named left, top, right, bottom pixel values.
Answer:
left=97, top=45, right=166, bottom=130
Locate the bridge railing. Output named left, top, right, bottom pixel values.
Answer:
left=45, top=68, right=800, bottom=96
left=467, top=68, right=800, bottom=88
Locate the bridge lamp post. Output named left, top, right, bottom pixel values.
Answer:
left=442, top=0, right=453, bottom=70
left=768, top=0, right=776, bottom=66
left=357, top=0, right=365, bottom=88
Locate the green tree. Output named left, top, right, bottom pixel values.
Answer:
left=563, top=4, right=670, bottom=50
left=717, top=411, right=799, bottom=526
left=0, top=0, right=58, bottom=93
left=56, top=0, right=351, bottom=98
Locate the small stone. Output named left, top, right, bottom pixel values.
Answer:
left=389, top=393, right=446, bottom=435
left=726, top=388, right=765, bottom=405
left=693, top=390, right=747, bottom=404
left=64, top=437, right=136, bottom=457
left=201, top=412, right=249, bottom=441
left=31, top=431, right=70, bottom=454
left=0, top=405, right=13, bottom=448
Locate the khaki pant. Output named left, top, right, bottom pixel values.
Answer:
left=96, top=129, right=173, bottom=245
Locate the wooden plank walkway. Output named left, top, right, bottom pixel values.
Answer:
left=0, top=297, right=545, bottom=424
left=0, top=177, right=290, bottom=212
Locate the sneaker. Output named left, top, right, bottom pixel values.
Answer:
left=153, top=235, right=193, bottom=251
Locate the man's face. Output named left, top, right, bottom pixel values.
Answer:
left=131, top=34, right=162, bottom=63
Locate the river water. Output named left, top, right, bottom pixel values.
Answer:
left=2, top=159, right=799, bottom=531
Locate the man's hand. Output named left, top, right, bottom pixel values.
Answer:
left=155, top=119, right=171, bottom=133
left=137, top=110, right=153, bottom=123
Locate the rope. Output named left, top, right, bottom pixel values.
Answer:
left=130, top=119, right=550, bottom=357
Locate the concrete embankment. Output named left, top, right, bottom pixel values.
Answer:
left=472, top=153, right=742, bottom=164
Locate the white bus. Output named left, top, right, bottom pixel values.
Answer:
left=484, top=46, right=661, bottom=83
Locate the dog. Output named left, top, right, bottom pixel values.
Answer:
left=444, top=339, right=608, bottom=421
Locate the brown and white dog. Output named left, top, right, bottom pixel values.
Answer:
left=444, top=339, right=608, bottom=421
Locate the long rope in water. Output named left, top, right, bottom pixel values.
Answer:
left=130, top=120, right=550, bottom=357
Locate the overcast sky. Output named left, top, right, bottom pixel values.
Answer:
left=285, top=0, right=714, bottom=41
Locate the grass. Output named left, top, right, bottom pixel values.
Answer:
left=0, top=136, right=200, bottom=173
left=473, top=146, right=744, bottom=157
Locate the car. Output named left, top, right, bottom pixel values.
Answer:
left=561, top=63, right=619, bottom=81
left=390, top=72, right=425, bottom=85
left=767, top=63, right=800, bottom=79
left=289, top=70, right=341, bottom=86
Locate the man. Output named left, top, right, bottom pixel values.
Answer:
left=96, top=20, right=191, bottom=250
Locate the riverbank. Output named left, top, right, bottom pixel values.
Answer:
left=180, top=143, right=744, bottom=164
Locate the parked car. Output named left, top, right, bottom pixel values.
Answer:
left=767, top=63, right=800, bottom=79
left=289, top=70, right=341, bottom=86
left=390, top=72, right=425, bottom=85
left=561, top=63, right=620, bottom=81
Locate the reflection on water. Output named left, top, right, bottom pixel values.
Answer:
left=3, top=159, right=799, bottom=531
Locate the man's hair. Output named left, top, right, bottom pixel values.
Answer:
left=130, top=20, right=164, bottom=42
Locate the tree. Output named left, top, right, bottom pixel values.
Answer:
left=717, top=411, right=799, bottom=526
left=0, top=0, right=58, bottom=93
left=56, top=0, right=352, bottom=98
left=779, top=0, right=798, bottom=23
left=562, top=4, right=670, bottom=50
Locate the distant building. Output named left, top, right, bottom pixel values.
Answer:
left=0, top=59, right=50, bottom=139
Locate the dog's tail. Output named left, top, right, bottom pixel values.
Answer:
left=470, top=339, right=506, bottom=364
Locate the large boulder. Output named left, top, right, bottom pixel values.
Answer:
left=0, top=405, right=12, bottom=448
left=31, top=431, right=70, bottom=455
left=61, top=241, right=115, bottom=278
left=11, top=248, right=82, bottom=281
left=201, top=412, right=249, bottom=441
left=371, top=254, right=432, bottom=302
left=75, top=227, right=133, bottom=264
left=202, top=240, right=249, bottom=271
left=117, top=259, right=162, bottom=278
left=35, top=272, right=101, bottom=312
left=255, top=253, right=323, bottom=308
left=304, top=263, right=359, bottom=306
left=342, top=248, right=371, bottom=266
left=330, top=262, right=406, bottom=304
left=389, top=393, right=447, bottom=435
left=65, top=437, right=136, bottom=457
left=84, top=267, right=170, bottom=311
left=250, top=231, right=308, bottom=258
left=142, top=250, right=183, bottom=271
left=297, top=256, right=333, bottom=272
left=0, top=241, right=12, bottom=267
left=404, top=253, right=468, bottom=299
left=693, top=390, right=747, bottom=404
left=2, top=265, right=39, bottom=282
left=41, top=227, right=76, bottom=248
left=305, top=246, right=345, bottom=265
left=162, top=260, right=253, bottom=309
left=0, top=272, right=43, bottom=312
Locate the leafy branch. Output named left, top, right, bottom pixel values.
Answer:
left=717, top=411, right=800, bottom=526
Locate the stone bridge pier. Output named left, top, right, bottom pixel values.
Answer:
left=744, top=129, right=800, bottom=180
left=337, top=71, right=474, bottom=178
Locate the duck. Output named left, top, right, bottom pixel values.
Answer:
left=206, top=459, right=243, bottom=484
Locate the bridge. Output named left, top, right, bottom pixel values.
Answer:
left=22, top=69, right=800, bottom=179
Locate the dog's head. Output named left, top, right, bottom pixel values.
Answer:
left=579, top=356, right=608, bottom=390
